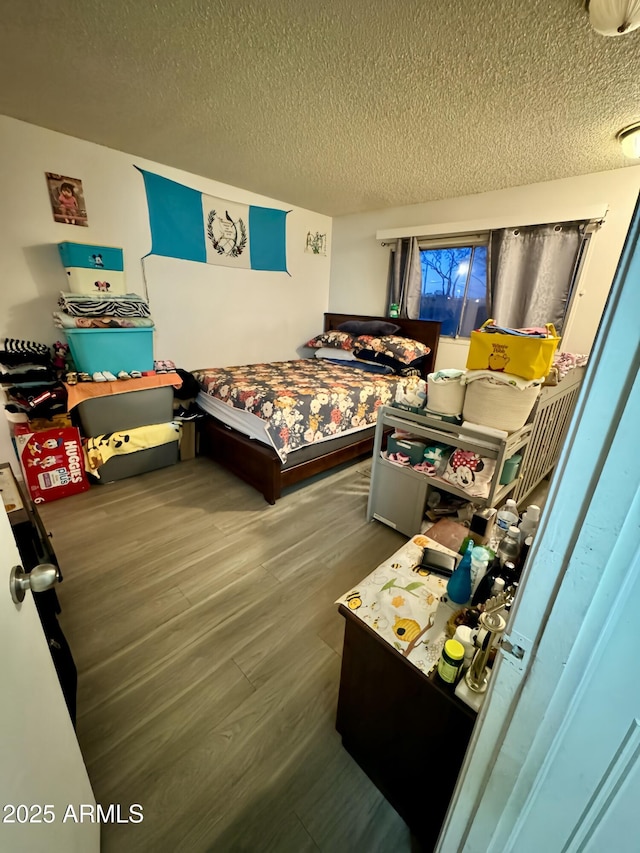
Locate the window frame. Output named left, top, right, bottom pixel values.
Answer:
left=417, top=232, right=489, bottom=339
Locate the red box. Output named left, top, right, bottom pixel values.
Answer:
left=16, top=427, right=90, bottom=503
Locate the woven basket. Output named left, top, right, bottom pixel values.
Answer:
left=427, top=373, right=466, bottom=416
left=462, top=379, right=540, bottom=432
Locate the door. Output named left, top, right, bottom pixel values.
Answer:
left=437, top=195, right=640, bottom=851
left=0, top=503, right=99, bottom=851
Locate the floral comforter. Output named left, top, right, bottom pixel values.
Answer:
left=193, top=359, right=423, bottom=462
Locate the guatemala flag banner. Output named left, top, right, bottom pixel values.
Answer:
left=136, top=167, right=289, bottom=273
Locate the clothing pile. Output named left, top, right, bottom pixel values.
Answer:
left=544, top=351, right=589, bottom=385
left=1, top=338, right=69, bottom=425
left=53, top=292, right=154, bottom=329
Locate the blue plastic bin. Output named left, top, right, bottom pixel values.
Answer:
left=58, top=242, right=124, bottom=271
left=64, top=328, right=154, bottom=374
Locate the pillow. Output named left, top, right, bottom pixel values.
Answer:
left=313, top=347, right=357, bottom=361
left=355, top=334, right=431, bottom=365
left=440, top=448, right=496, bottom=498
left=337, top=319, right=401, bottom=336
left=354, top=348, right=427, bottom=376
left=305, top=330, right=356, bottom=350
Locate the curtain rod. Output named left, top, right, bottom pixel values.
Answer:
left=376, top=205, right=609, bottom=243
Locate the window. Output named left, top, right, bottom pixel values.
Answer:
left=385, top=219, right=597, bottom=335
left=418, top=238, right=488, bottom=337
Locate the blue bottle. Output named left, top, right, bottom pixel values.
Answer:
left=447, top=540, right=474, bottom=605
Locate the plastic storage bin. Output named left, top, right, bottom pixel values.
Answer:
left=58, top=242, right=124, bottom=271
left=95, top=441, right=179, bottom=483
left=499, top=452, right=522, bottom=485
left=386, top=436, right=426, bottom=465
left=64, top=328, right=154, bottom=375
left=368, top=456, right=429, bottom=537
left=77, top=387, right=174, bottom=436
left=64, top=267, right=127, bottom=295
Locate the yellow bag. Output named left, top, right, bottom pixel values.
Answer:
left=466, top=320, right=560, bottom=380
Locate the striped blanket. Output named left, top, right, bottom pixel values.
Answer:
left=58, top=292, right=151, bottom=318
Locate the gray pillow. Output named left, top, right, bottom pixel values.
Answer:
left=337, top=319, right=401, bottom=335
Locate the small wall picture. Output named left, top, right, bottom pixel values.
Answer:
left=45, top=173, right=88, bottom=227
left=305, top=231, right=327, bottom=255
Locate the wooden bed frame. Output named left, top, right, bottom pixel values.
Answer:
left=199, top=313, right=441, bottom=504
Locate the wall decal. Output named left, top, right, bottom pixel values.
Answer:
left=305, top=231, right=327, bottom=255
left=45, top=173, right=88, bottom=227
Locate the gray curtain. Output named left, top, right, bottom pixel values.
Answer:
left=489, top=222, right=586, bottom=330
left=388, top=237, right=422, bottom=318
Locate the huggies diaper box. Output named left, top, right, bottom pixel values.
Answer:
left=15, top=427, right=90, bottom=503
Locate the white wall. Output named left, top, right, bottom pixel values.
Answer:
left=329, top=168, right=640, bottom=371
left=0, top=115, right=332, bottom=471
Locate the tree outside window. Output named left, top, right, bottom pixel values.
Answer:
left=419, top=245, right=488, bottom=336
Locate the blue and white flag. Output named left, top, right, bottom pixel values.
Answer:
left=137, top=167, right=289, bottom=272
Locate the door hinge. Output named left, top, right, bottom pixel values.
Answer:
left=499, top=630, right=532, bottom=673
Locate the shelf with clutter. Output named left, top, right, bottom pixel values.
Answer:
left=367, top=406, right=532, bottom=537
left=334, top=524, right=529, bottom=849
left=1, top=242, right=205, bottom=498
left=368, top=319, right=588, bottom=537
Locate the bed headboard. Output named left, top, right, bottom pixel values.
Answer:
left=324, top=313, right=440, bottom=379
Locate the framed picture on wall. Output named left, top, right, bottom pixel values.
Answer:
left=305, top=231, right=327, bottom=255
left=45, top=173, right=88, bottom=227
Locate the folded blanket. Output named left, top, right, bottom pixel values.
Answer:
left=58, top=292, right=151, bottom=318
left=552, top=352, right=588, bottom=380
left=61, top=291, right=146, bottom=302
left=53, top=311, right=155, bottom=329
left=83, top=422, right=181, bottom=477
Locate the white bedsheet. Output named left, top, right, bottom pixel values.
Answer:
left=196, top=390, right=372, bottom=459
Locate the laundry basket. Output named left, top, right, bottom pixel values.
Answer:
left=426, top=371, right=466, bottom=416
left=463, top=378, right=540, bottom=432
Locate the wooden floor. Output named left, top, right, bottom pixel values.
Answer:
left=39, top=456, right=418, bottom=853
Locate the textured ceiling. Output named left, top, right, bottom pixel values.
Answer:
left=1, top=0, right=639, bottom=215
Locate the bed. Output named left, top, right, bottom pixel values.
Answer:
left=194, top=313, right=441, bottom=504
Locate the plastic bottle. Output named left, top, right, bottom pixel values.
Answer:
left=453, top=626, right=477, bottom=670
left=501, top=560, right=519, bottom=587
left=490, top=577, right=505, bottom=597
left=471, top=556, right=502, bottom=606
left=518, top=504, right=541, bottom=543
left=437, top=638, right=465, bottom=684
left=470, top=546, right=490, bottom=595
left=497, top=525, right=521, bottom=568
left=495, top=498, right=519, bottom=542
left=447, top=540, right=474, bottom=605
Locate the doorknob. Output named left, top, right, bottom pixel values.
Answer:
left=10, top=564, right=59, bottom=604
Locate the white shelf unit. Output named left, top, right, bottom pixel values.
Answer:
left=367, top=406, right=532, bottom=536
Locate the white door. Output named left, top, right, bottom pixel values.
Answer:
left=0, top=504, right=99, bottom=852
left=438, top=197, right=640, bottom=852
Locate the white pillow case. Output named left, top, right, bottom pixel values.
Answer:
left=314, top=347, right=357, bottom=361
